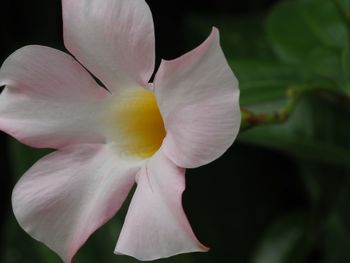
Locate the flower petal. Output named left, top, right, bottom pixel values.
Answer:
left=115, top=150, right=208, bottom=260
left=12, top=144, right=142, bottom=263
left=0, top=45, right=109, bottom=149
left=62, top=0, right=155, bottom=91
left=154, top=28, right=241, bottom=168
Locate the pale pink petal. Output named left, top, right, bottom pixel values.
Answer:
left=115, top=150, right=208, bottom=260
left=12, top=144, right=142, bottom=263
left=0, top=45, right=109, bottom=149
left=154, top=28, right=240, bottom=168
left=62, top=0, right=155, bottom=91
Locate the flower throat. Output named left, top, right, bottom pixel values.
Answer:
left=110, top=88, right=166, bottom=158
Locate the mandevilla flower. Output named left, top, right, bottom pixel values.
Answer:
left=0, top=0, right=240, bottom=262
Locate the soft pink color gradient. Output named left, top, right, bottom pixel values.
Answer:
left=154, top=28, right=240, bottom=168
left=62, top=0, right=155, bottom=89
left=115, top=150, right=209, bottom=260
left=0, top=46, right=108, bottom=149
left=12, top=144, right=140, bottom=262
left=0, top=0, right=240, bottom=262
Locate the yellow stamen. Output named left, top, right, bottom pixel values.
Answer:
left=107, top=88, right=166, bottom=158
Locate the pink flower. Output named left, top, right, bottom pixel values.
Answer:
left=0, top=0, right=240, bottom=262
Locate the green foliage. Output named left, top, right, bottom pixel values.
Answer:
left=266, top=0, right=349, bottom=91
left=252, top=214, right=314, bottom=263
left=240, top=95, right=350, bottom=168
left=238, top=0, right=350, bottom=165
left=188, top=0, right=350, bottom=262
left=243, top=0, right=350, bottom=261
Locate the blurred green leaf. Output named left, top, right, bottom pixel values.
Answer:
left=186, top=13, right=274, bottom=60
left=252, top=214, right=314, bottom=263
left=322, top=213, right=350, bottom=263
left=230, top=59, right=300, bottom=107
left=212, top=0, right=350, bottom=168
left=239, top=95, right=350, bottom=168
left=339, top=0, right=350, bottom=9
left=266, top=0, right=349, bottom=90
left=267, top=0, right=347, bottom=63
left=267, top=2, right=321, bottom=64
left=342, top=40, right=350, bottom=92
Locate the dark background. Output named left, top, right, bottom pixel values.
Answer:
left=2, top=0, right=350, bottom=263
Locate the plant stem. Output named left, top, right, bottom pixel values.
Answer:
left=240, top=86, right=301, bottom=131
left=240, top=86, right=350, bottom=132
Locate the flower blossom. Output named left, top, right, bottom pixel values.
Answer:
left=0, top=0, right=240, bottom=262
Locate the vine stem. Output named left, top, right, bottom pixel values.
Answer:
left=240, top=88, right=298, bottom=131
left=240, top=86, right=350, bottom=132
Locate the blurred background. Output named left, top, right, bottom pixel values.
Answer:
left=1, top=0, right=350, bottom=262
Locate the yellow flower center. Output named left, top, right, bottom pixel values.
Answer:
left=107, top=88, right=166, bottom=158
